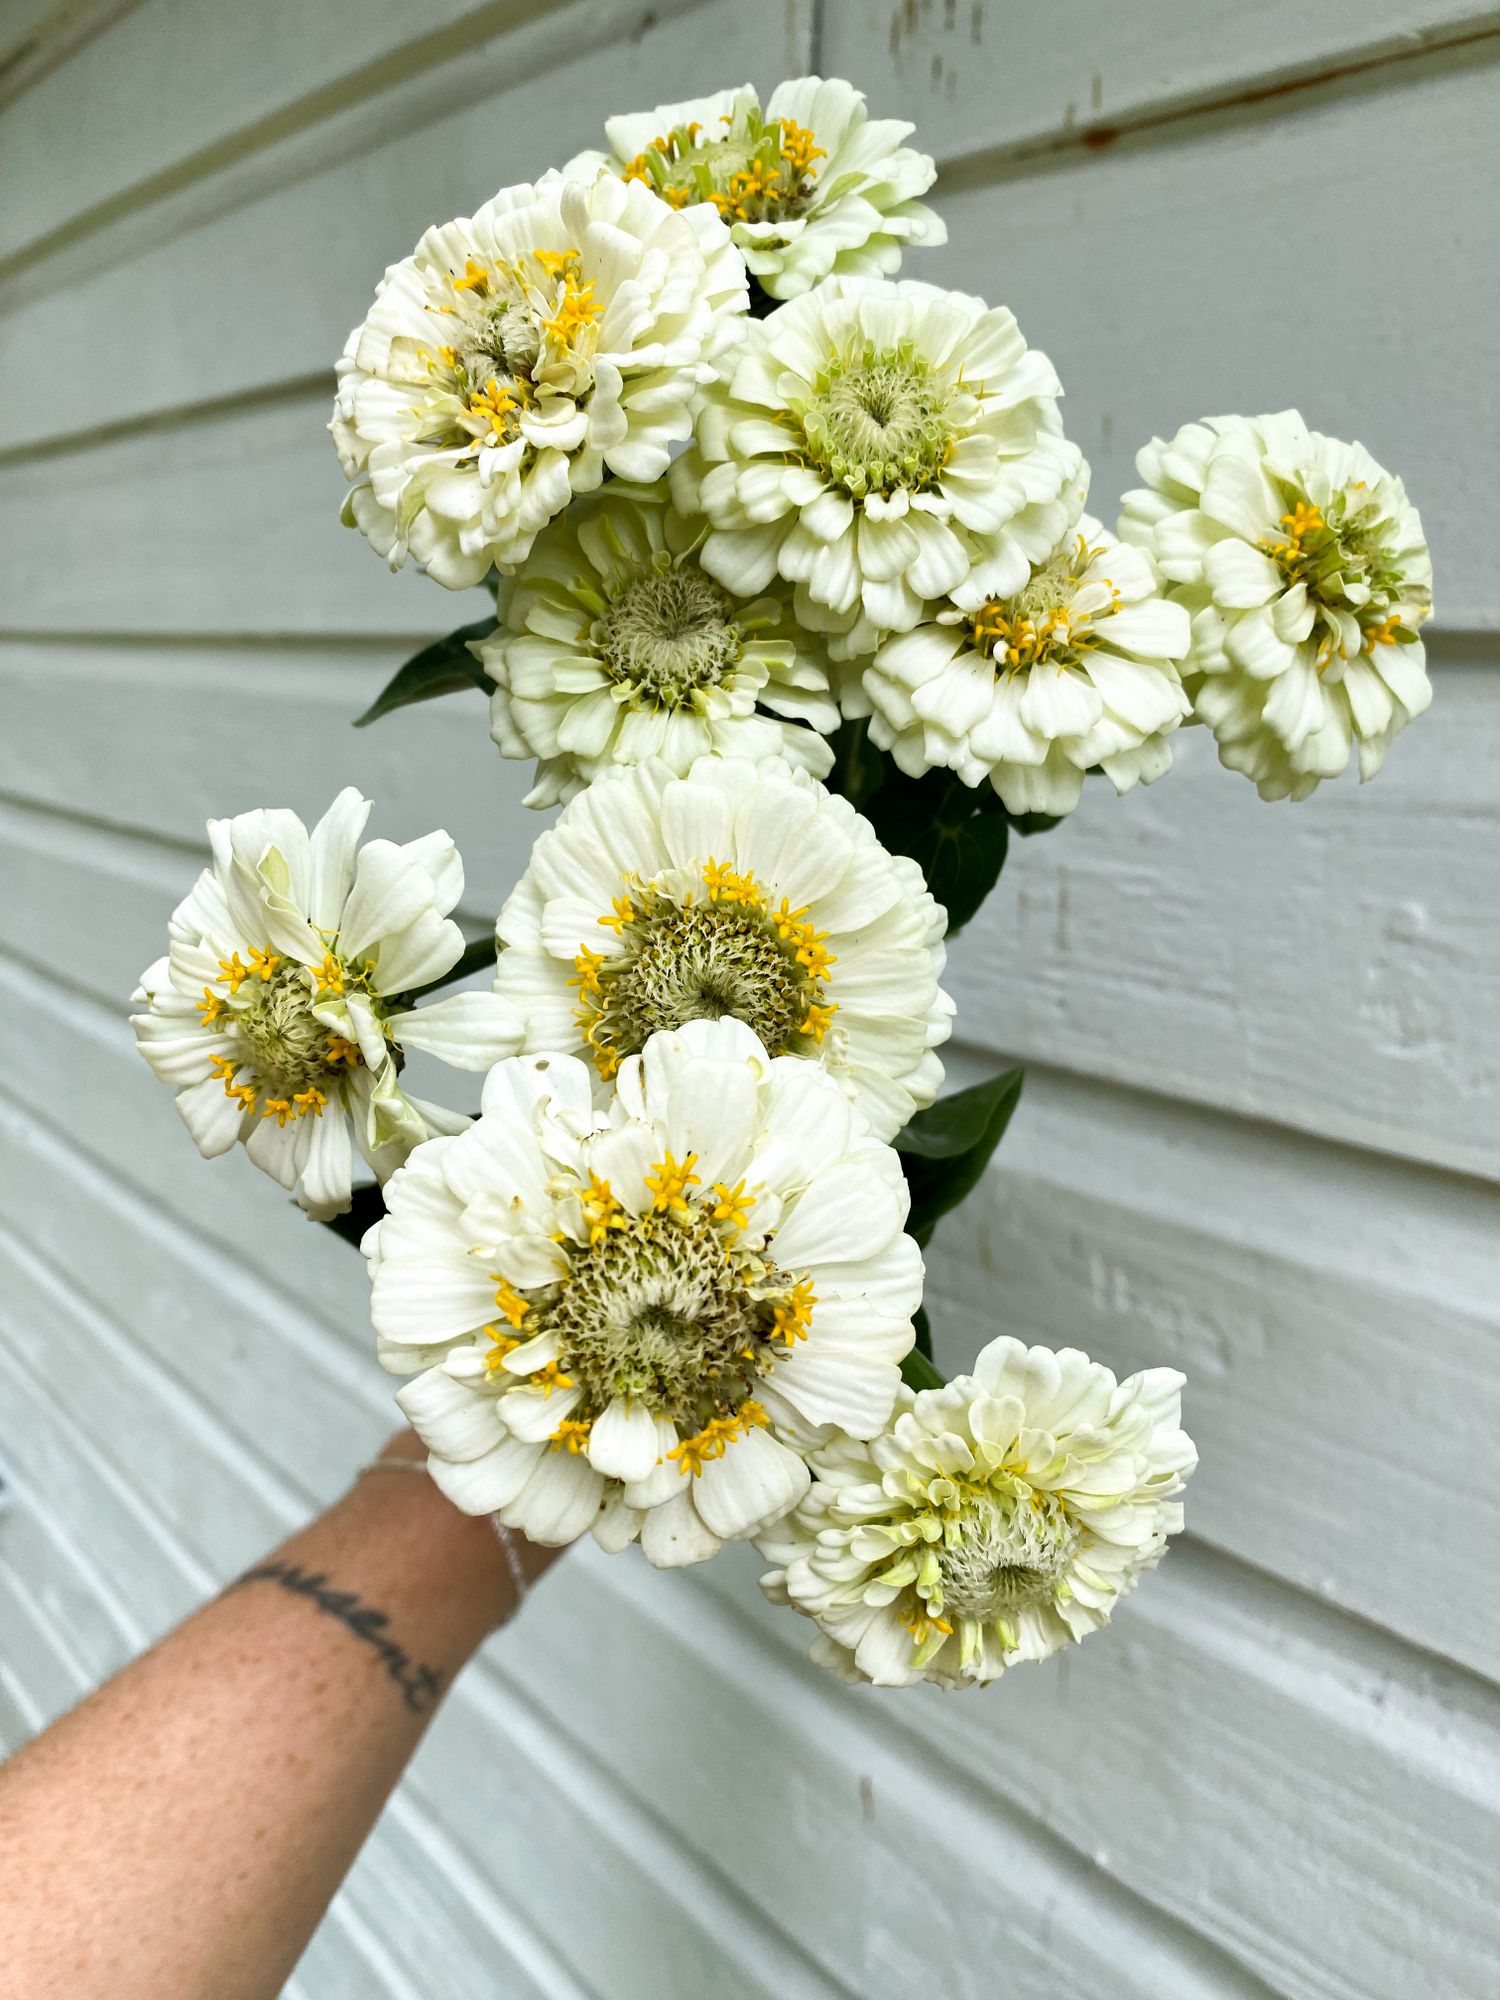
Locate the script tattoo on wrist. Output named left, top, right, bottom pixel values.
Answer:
left=233, top=1561, right=445, bottom=1715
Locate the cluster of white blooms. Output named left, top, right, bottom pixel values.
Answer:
left=132, top=70, right=1442, bottom=1694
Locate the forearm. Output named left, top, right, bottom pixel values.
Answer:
left=0, top=1441, right=552, bottom=2000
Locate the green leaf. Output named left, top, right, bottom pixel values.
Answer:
left=897, top=1067, right=1024, bottom=1247
left=860, top=763, right=1009, bottom=935
left=911, top=1302, right=933, bottom=1358
left=317, top=1181, right=386, bottom=1248
left=900, top=1345, right=946, bottom=1393
left=353, top=619, right=496, bottom=728
left=405, top=933, right=497, bottom=1001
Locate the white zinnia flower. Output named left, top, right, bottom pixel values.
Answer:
left=491, top=756, right=953, bottom=1141
left=1119, top=411, right=1433, bottom=800
left=563, top=77, right=945, bottom=301
left=474, top=482, right=836, bottom=807
left=331, top=174, right=747, bottom=587
left=760, top=1336, right=1196, bottom=1688
left=130, top=790, right=516, bottom=1219
left=688, top=277, right=1080, bottom=659
left=369, top=1018, right=922, bottom=1560
left=863, top=512, right=1192, bottom=816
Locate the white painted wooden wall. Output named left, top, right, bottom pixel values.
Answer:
left=2, top=2, right=1497, bottom=1992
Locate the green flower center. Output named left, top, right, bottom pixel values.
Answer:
left=596, top=561, right=744, bottom=706
left=1258, top=485, right=1426, bottom=654
left=236, top=966, right=356, bottom=1099
left=622, top=109, right=823, bottom=226
left=929, top=1488, right=1079, bottom=1622
left=966, top=538, right=1113, bottom=676
left=796, top=342, right=954, bottom=499
left=534, top=1208, right=792, bottom=1428
left=572, top=865, right=836, bottom=1080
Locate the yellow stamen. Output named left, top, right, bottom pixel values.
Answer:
left=1280, top=502, right=1325, bottom=540
left=899, top=1604, right=954, bottom=1648
left=484, top=1325, right=523, bottom=1373
left=227, top=1081, right=258, bottom=1114
left=466, top=375, right=520, bottom=441
left=293, top=1086, right=327, bottom=1118
left=711, top=1179, right=750, bottom=1230
left=491, top=1277, right=531, bottom=1330
left=701, top=858, right=762, bottom=907
left=198, top=986, right=225, bottom=1026
left=543, top=275, right=601, bottom=345
left=772, top=1277, right=816, bottom=1346
left=579, top=1172, right=624, bottom=1248
left=570, top=946, right=605, bottom=995
left=645, top=1150, right=700, bottom=1216
left=778, top=117, right=825, bottom=178
left=668, top=1401, right=770, bottom=1478
left=1364, top=613, right=1403, bottom=649
left=598, top=895, right=635, bottom=935
left=247, top=946, right=281, bottom=982
left=325, top=1034, right=362, bottom=1069
left=451, top=256, right=490, bottom=295
left=314, top=952, right=345, bottom=995
left=798, top=1000, right=837, bottom=1043
left=532, top=1359, right=575, bottom=1398
left=217, top=952, right=250, bottom=994
left=261, top=1098, right=294, bottom=1127
left=549, top=1418, right=593, bottom=1455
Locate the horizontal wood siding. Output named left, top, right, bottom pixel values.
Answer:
left=2, top=2, right=1495, bottom=1992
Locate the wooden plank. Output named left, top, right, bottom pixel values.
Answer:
left=0, top=1231, right=827, bottom=2000
left=0, top=0, right=686, bottom=265
left=824, top=0, right=1500, bottom=167
left=926, top=1054, right=1500, bottom=1681
left=2, top=639, right=1495, bottom=1181
left=0, top=1196, right=1264, bottom=2000
left=695, top=1536, right=1500, bottom=2000
left=0, top=1303, right=546, bottom=2000
left=5, top=924, right=1497, bottom=1680
left=0, top=0, right=808, bottom=439
left=11, top=1068, right=1500, bottom=1994
left=0, top=0, right=139, bottom=116
left=920, top=57, right=1500, bottom=634
left=943, top=661, right=1500, bottom=1182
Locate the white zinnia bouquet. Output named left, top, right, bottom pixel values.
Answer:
left=133, top=72, right=1434, bottom=1695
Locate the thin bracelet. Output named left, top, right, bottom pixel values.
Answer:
left=490, top=1517, right=530, bottom=1609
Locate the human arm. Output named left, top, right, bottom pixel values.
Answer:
left=0, top=1430, right=558, bottom=2000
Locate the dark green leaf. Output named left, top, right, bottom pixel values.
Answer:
left=911, top=1302, right=932, bottom=1358
left=898, top=1067, right=1023, bottom=1246
left=353, top=619, right=496, bottom=728
left=824, top=717, right=885, bottom=809
left=853, top=761, right=1007, bottom=934
left=317, top=1181, right=386, bottom=1248
left=900, top=1346, right=946, bottom=1393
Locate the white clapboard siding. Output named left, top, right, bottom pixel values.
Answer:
left=4, top=3, right=1498, bottom=1995
left=6, top=914, right=1500, bottom=1690
left=0, top=1123, right=1267, bottom=2000
left=825, top=0, right=1500, bottom=164
left=3, top=638, right=1495, bottom=1182
left=0, top=0, right=808, bottom=434
left=7, top=1100, right=1498, bottom=1998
